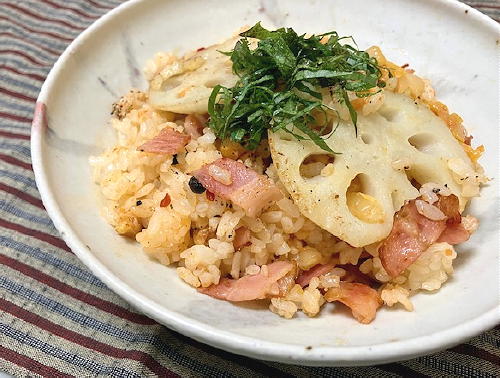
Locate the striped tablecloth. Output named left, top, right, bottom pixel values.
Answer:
left=0, top=0, right=499, bottom=376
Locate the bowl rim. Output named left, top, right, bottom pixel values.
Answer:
left=31, top=0, right=500, bottom=366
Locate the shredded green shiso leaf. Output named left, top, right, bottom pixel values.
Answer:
left=207, top=22, right=383, bottom=153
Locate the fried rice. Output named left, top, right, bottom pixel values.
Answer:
left=89, top=32, right=486, bottom=323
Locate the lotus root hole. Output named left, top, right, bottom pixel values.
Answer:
left=408, top=133, right=440, bottom=154
left=299, top=154, right=335, bottom=179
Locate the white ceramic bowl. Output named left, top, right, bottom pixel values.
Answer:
left=31, top=0, right=499, bottom=366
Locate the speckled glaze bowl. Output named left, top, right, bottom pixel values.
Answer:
left=31, top=0, right=499, bottom=366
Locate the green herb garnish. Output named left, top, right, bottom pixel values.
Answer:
left=207, top=22, right=382, bottom=152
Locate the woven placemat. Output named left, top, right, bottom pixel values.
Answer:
left=0, top=0, right=498, bottom=376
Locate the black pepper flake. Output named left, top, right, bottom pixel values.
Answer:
left=432, top=188, right=440, bottom=193
left=189, top=176, right=206, bottom=194
left=172, top=154, right=179, bottom=165
left=136, top=200, right=142, bottom=206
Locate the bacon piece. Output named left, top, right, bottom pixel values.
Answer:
left=193, top=158, right=283, bottom=217
left=296, top=263, right=335, bottom=288
left=233, top=226, right=251, bottom=251
left=138, top=127, right=190, bottom=154
left=380, top=194, right=463, bottom=277
left=325, top=282, right=382, bottom=324
left=199, top=261, right=294, bottom=301
left=338, top=264, right=376, bottom=286
left=438, top=223, right=470, bottom=244
left=380, top=200, right=445, bottom=277
left=184, top=114, right=207, bottom=139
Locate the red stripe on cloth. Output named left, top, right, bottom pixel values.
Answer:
left=0, top=218, right=71, bottom=253
left=2, top=3, right=85, bottom=32
left=451, top=343, right=500, bottom=366
left=0, top=111, right=32, bottom=123
left=0, top=50, right=49, bottom=67
left=0, top=344, right=72, bottom=378
left=473, top=3, right=500, bottom=10
left=0, top=130, right=31, bottom=141
left=0, top=297, right=177, bottom=377
left=86, top=0, right=115, bottom=10
left=0, top=183, right=44, bottom=209
left=0, top=15, right=73, bottom=42
left=0, top=87, right=37, bottom=103
left=0, top=32, right=61, bottom=57
left=0, top=153, right=32, bottom=171
left=0, top=253, right=156, bottom=326
left=0, top=65, right=46, bottom=82
left=41, top=0, right=100, bottom=19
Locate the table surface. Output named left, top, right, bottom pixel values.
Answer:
left=0, top=0, right=499, bottom=376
